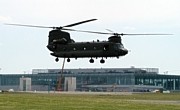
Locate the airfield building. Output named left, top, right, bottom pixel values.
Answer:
left=0, top=68, right=180, bottom=92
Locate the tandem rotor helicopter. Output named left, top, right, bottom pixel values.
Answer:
left=5, top=19, right=171, bottom=64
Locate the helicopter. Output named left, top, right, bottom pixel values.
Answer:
left=5, top=19, right=171, bottom=64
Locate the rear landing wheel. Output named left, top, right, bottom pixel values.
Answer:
left=55, top=57, right=59, bottom=62
left=89, top=58, right=94, bottom=63
left=67, top=58, right=70, bottom=62
left=100, top=59, right=105, bottom=64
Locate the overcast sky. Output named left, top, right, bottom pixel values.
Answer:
left=0, top=0, right=180, bottom=74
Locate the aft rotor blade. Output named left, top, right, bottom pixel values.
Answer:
left=62, top=28, right=173, bottom=36
left=63, top=19, right=97, bottom=27
left=4, top=23, right=55, bottom=29
left=106, top=29, right=114, bottom=33
left=117, top=33, right=173, bottom=36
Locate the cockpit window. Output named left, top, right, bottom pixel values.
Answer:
left=119, top=44, right=124, bottom=48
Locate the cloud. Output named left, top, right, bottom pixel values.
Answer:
left=0, top=16, right=11, bottom=22
left=123, top=26, right=136, bottom=31
left=1, top=0, right=179, bottom=25
left=0, top=43, right=3, bottom=47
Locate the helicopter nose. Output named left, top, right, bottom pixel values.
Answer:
left=120, top=48, right=128, bottom=55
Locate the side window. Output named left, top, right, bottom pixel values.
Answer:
left=73, top=47, right=76, bottom=51
left=63, top=47, right=66, bottom=51
left=104, top=45, right=109, bottom=50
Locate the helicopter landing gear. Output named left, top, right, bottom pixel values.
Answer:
left=67, top=58, right=70, bottom=62
left=89, top=58, right=94, bottom=63
left=100, top=58, right=105, bottom=64
left=55, top=57, right=59, bottom=62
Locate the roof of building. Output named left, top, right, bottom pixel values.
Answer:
left=32, top=68, right=159, bottom=74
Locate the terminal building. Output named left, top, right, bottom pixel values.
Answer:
left=0, top=68, right=180, bottom=92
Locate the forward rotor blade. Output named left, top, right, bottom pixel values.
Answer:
left=63, top=19, right=97, bottom=27
left=4, top=23, right=55, bottom=29
left=62, top=28, right=111, bottom=35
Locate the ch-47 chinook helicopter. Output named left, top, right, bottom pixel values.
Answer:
left=5, top=19, right=171, bottom=64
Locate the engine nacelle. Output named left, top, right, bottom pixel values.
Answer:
left=108, top=36, right=122, bottom=43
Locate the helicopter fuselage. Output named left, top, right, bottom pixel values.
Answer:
left=46, top=30, right=128, bottom=63
left=49, top=41, right=128, bottom=58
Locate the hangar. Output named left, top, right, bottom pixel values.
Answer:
left=0, top=68, right=180, bottom=92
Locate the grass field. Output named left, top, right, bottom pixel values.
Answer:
left=0, top=92, right=180, bottom=110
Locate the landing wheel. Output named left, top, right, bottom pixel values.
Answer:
left=89, top=58, right=94, bottom=63
left=67, top=58, right=70, bottom=62
left=100, top=59, right=105, bottom=64
left=55, top=57, right=59, bottom=62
